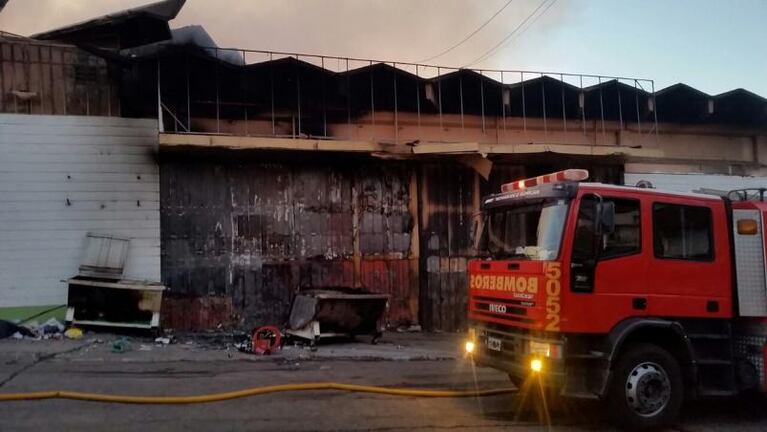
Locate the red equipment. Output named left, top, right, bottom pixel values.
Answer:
left=251, top=326, right=281, bottom=355
left=466, top=170, right=767, bottom=430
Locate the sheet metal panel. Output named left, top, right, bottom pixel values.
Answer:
left=0, top=114, right=160, bottom=308
left=733, top=209, right=767, bottom=316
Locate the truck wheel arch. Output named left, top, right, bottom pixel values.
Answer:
left=601, top=318, right=695, bottom=396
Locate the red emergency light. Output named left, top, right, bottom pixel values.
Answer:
left=500, top=169, right=589, bottom=192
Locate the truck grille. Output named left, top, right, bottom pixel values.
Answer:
left=471, top=295, right=535, bottom=325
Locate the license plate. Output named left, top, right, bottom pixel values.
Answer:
left=486, top=336, right=502, bottom=352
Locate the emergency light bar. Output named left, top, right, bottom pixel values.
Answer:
left=500, top=169, right=589, bottom=192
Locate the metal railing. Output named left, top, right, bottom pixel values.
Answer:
left=156, top=46, right=659, bottom=146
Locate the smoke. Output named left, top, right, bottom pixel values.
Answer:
left=0, top=0, right=572, bottom=68
left=169, top=0, right=579, bottom=67
left=0, top=0, right=145, bottom=36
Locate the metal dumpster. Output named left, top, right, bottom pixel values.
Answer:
left=286, top=288, right=389, bottom=345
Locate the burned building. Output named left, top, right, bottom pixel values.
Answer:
left=2, top=0, right=766, bottom=331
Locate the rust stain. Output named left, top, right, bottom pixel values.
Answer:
left=162, top=296, right=235, bottom=331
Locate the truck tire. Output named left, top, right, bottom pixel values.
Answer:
left=607, top=343, right=683, bottom=430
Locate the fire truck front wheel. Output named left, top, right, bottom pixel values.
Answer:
left=607, top=343, right=683, bottom=430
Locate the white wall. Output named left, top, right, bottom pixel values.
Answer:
left=0, top=114, right=160, bottom=308
left=624, top=173, right=767, bottom=193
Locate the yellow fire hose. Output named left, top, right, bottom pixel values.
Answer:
left=0, top=383, right=516, bottom=404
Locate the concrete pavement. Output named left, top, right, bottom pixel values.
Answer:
left=0, top=332, right=765, bottom=431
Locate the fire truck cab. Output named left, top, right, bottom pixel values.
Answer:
left=466, top=169, right=767, bottom=429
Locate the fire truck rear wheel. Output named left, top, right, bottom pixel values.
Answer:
left=607, top=343, right=683, bottom=430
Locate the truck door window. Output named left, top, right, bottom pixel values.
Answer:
left=573, top=196, right=640, bottom=259
left=602, top=198, right=641, bottom=258
left=571, top=195, right=597, bottom=292
left=653, top=203, right=713, bottom=261
left=572, top=195, right=597, bottom=259
left=571, top=196, right=640, bottom=293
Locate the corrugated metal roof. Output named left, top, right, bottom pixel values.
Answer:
left=31, top=0, right=185, bottom=49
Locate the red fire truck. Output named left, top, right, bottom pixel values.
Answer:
left=465, top=169, right=767, bottom=429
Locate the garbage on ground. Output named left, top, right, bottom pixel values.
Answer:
left=139, top=344, right=153, bottom=351
left=111, top=337, right=132, bottom=353
left=0, top=317, right=71, bottom=340
left=41, top=317, right=65, bottom=334
left=1, top=320, right=22, bottom=339
left=396, top=324, right=422, bottom=333
left=154, top=336, right=175, bottom=345
left=64, top=327, right=84, bottom=340
left=0, top=319, right=36, bottom=339
left=11, top=332, right=24, bottom=340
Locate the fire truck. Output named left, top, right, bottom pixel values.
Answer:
left=465, top=169, right=767, bottom=429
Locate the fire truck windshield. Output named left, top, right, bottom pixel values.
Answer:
left=476, top=199, right=569, bottom=260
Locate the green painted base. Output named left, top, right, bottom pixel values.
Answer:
left=0, top=304, right=67, bottom=323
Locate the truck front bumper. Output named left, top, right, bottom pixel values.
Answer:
left=467, top=323, right=566, bottom=389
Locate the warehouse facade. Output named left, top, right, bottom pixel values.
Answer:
left=2, top=0, right=766, bottom=331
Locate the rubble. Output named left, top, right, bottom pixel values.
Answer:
left=154, top=336, right=173, bottom=345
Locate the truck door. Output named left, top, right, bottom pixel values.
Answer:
left=568, top=193, right=646, bottom=331
left=646, top=200, right=731, bottom=318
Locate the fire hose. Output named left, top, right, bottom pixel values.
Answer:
left=0, top=383, right=516, bottom=404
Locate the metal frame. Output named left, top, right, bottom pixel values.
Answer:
left=152, top=46, right=658, bottom=148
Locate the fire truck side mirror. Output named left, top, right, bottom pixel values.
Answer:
left=596, top=201, right=615, bottom=235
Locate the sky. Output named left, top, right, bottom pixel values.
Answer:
left=1, top=0, right=765, bottom=97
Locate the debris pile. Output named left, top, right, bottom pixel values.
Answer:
left=0, top=318, right=86, bottom=340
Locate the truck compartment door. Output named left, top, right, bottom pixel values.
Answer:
left=733, top=209, right=767, bottom=317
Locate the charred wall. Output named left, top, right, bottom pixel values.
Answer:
left=418, top=162, right=477, bottom=332
left=160, top=149, right=623, bottom=331
left=160, top=151, right=416, bottom=330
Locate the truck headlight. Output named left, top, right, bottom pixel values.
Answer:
left=530, top=358, right=543, bottom=373
left=465, top=340, right=476, bottom=354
